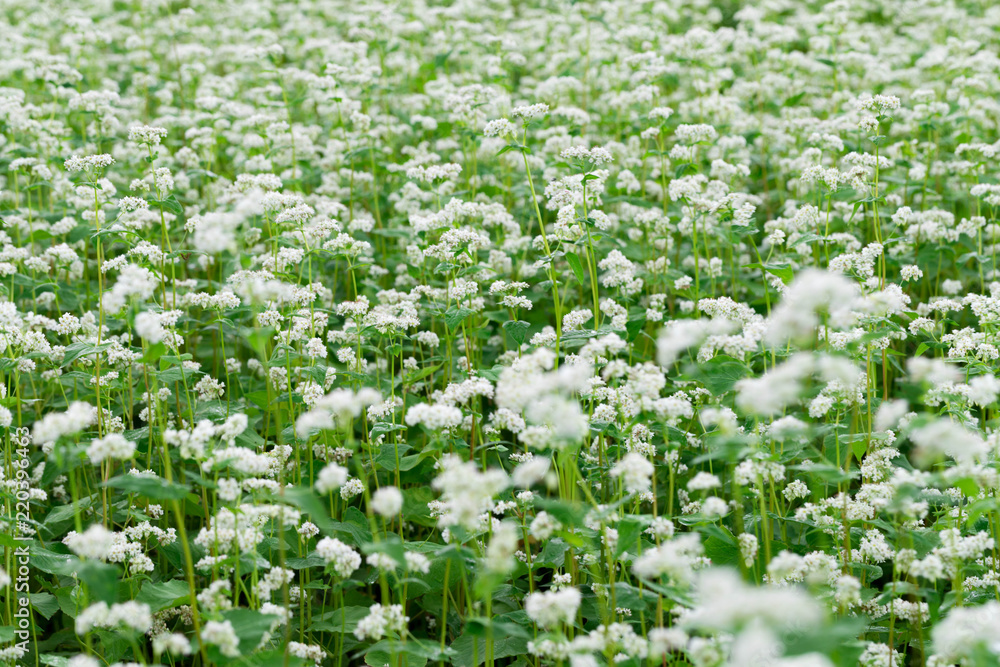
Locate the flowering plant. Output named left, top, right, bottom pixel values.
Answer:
left=2, top=2, right=1000, bottom=667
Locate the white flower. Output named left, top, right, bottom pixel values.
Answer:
left=153, top=633, right=192, bottom=656
left=524, top=587, right=581, bottom=628
left=931, top=600, right=1000, bottom=663
left=316, top=537, right=361, bottom=577
left=128, top=125, right=168, bottom=145
left=201, top=620, right=240, bottom=657
left=64, top=524, right=114, bottom=560
left=910, top=419, right=987, bottom=465
left=485, top=521, right=520, bottom=573
left=632, top=534, right=703, bottom=584
left=764, top=269, right=859, bottom=345
left=430, top=454, right=508, bottom=530
left=687, top=472, right=721, bottom=491
left=610, top=453, right=654, bottom=494
left=484, top=118, right=517, bottom=137
left=529, top=511, right=561, bottom=541
left=683, top=568, right=823, bottom=632
left=510, top=103, right=549, bottom=121
left=371, top=486, right=403, bottom=517
left=738, top=533, right=758, bottom=568
left=404, top=552, right=431, bottom=574
left=87, top=433, right=136, bottom=464
left=512, top=456, right=551, bottom=488
left=315, top=463, right=348, bottom=494
left=75, top=601, right=152, bottom=634
left=405, top=403, right=463, bottom=430
left=65, top=154, right=115, bottom=172
left=353, top=604, right=408, bottom=641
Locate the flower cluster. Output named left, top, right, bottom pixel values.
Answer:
left=5, top=1, right=1000, bottom=667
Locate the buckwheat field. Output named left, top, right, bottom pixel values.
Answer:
left=6, top=0, right=1000, bottom=666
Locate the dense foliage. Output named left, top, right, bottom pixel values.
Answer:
left=3, top=0, right=1000, bottom=666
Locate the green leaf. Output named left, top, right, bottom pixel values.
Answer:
left=451, top=633, right=529, bottom=667
left=29, top=592, right=60, bottom=620
left=693, top=356, right=750, bottom=395
left=444, top=307, right=475, bottom=331
left=365, top=639, right=454, bottom=667
left=794, top=462, right=857, bottom=484
left=496, top=143, right=528, bottom=157
left=702, top=532, right=740, bottom=566
left=103, top=475, right=190, bottom=500
left=157, top=366, right=197, bottom=384
left=536, top=539, right=570, bottom=567
left=370, top=422, right=407, bottom=438
left=675, top=162, right=696, bottom=178
left=625, top=315, right=646, bottom=342
left=851, top=438, right=868, bottom=463
left=93, top=629, right=130, bottom=662
left=404, top=364, right=440, bottom=384
left=333, top=507, right=373, bottom=545
left=41, top=496, right=97, bottom=537
left=27, top=547, right=74, bottom=575
left=790, top=232, right=824, bottom=248
left=743, top=262, right=795, bottom=284
left=136, top=579, right=192, bottom=612
left=243, top=650, right=308, bottom=667
left=954, top=477, right=980, bottom=497
left=39, top=656, right=70, bottom=667
left=565, top=251, right=586, bottom=284
left=784, top=91, right=806, bottom=106
left=60, top=341, right=113, bottom=367
left=160, top=194, right=183, bottom=215
left=66, top=560, right=120, bottom=604
left=502, top=320, right=530, bottom=346
left=614, top=517, right=644, bottom=558
left=375, top=442, right=413, bottom=471
left=309, top=606, right=371, bottom=633
left=221, top=608, right=279, bottom=653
